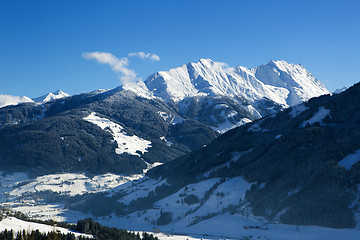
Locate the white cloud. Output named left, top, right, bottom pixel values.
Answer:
left=128, top=52, right=160, bottom=61
left=82, top=51, right=140, bottom=84
left=216, top=61, right=229, bottom=68
left=0, top=95, right=34, bottom=108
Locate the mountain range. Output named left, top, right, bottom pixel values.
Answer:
left=2, top=59, right=356, bottom=239
left=0, top=59, right=328, bottom=176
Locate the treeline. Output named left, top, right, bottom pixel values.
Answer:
left=0, top=229, right=90, bottom=240
left=0, top=218, right=158, bottom=240
left=76, top=218, right=158, bottom=240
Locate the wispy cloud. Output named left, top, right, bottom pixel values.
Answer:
left=0, top=95, right=34, bottom=108
left=128, top=52, right=160, bottom=61
left=82, top=51, right=140, bottom=84
left=82, top=51, right=161, bottom=84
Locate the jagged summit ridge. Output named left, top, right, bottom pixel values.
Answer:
left=32, top=89, right=70, bottom=103
left=145, top=59, right=329, bottom=106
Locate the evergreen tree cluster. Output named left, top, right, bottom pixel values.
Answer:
left=76, top=218, right=158, bottom=240
left=0, top=229, right=89, bottom=240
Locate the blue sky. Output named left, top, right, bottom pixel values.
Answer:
left=1, top=0, right=360, bottom=98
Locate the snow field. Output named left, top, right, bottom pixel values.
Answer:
left=122, top=81, right=155, bottom=100
left=9, top=173, right=143, bottom=197
left=0, top=217, right=92, bottom=238
left=153, top=178, right=221, bottom=220
left=211, top=117, right=251, bottom=134
left=115, top=177, right=169, bottom=205
left=300, top=106, right=330, bottom=127
left=83, top=112, right=151, bottom=156
left=127, top=177, right=254, bottom=228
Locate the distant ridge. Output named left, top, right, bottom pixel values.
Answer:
left=32, top=90, right=70, bottom=103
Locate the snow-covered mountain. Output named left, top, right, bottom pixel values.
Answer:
left=143, top=59, right=329, bottom=132
left=32, top=90, right=70, bottom=103
left=145, top=59, right=329, bottom=106
left=0, top=95, right=34, bottom=108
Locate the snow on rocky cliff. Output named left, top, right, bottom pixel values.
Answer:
left=145, top=59, right=329, bottom=107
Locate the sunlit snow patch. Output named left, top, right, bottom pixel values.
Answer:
left=84, top=112, right=151, bottom=156
left=9, top=173, right=143, bottom=197
left=299, top=106, right=330, bottom=127
left=143, top=162, right=163, bottom=174
left=338, top=150, right=360, bottom=170
left=158, top=111, right=172, bottom=122
left=122, top=81, right=155, bottom=100
left=212, top=118, right=252, bottom=134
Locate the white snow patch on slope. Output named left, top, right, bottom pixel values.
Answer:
left=127, top=177, right=253, bottom=229
left=300, top=107, right=330, bottom=127
left=116, top=177, right=169, bottom=205
left=192, top=177, right=251, bottom=218
left=0, top=217, right=91, bottom=238
left=214, top=103, right=228, bottom=110
left=0, top=95, right=34, bottom=108
left=153, top=178, right=221, bottom=221
left=122, top=81, right=155, bottom=99
left=289, top=103, right=308, bottom=118
left=157, top=112, right=185, bottom=125
left=338, top=150, right=360, bottom=170
left=158, top=111, right=172, bottom=122
left=143, top=162, right=163, bottom=174
left=84, top=112, right=151, bottom=156
left=211, top=117, right=251, bottom=134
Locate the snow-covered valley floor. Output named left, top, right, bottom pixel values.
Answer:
left=0, top=172, right=359, bottom=240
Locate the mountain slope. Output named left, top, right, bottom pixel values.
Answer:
left=144, top=82, right=360, bottom=228
left=35, top=83, right=356, bottom=231
left=0, top=87, right=217, bottom=176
